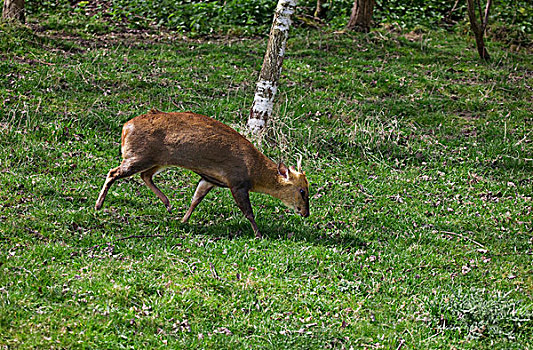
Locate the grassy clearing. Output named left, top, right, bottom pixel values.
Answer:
left=1, top=21, right=532, bottom=349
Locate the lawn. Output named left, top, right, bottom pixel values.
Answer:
left=0, top=18, right=532, bottom=349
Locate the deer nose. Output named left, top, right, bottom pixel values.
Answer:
left=297, top=207, right=309, bottom=218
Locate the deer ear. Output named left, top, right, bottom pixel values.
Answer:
left=277, top=162, right=290, bottom=180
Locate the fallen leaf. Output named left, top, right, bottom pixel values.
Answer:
left=214, top=327, right=232, bottom=336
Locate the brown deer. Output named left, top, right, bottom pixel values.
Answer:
left=95, top=109, right=309, bottom=238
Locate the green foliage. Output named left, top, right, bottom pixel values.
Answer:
left=374, top=0, right=460, bottom=27
left=26, top=0, right=276, bottom=34
left=373, top=0, right=532, bottom=34
left=491, top=0, right=533, bottom=34
left=23, top=0, right=533, bottom=35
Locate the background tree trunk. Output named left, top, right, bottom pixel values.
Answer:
left=466, top=0, right=491, bottom=60
left=314, top=0, right=324, bottom=18
left=248, top=0, right=297, bottom=134
left=2, top=0, right=25, bottom=22
left=346, top=0, right=375, bottom=32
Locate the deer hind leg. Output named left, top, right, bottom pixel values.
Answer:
left=181, top=178, right=215, bottom=223
left=95, top=159, right=151, bottom=210
left=140, top=166, right=172, bottom=213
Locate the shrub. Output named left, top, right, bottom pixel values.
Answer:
left=24, top=0, right=533, bottom=35
left=429, top=288, right=533, bottom=340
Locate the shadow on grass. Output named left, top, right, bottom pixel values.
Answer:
left=0, top=22, right=82, bottom=54
left=209, top=220, right=366, bottom=249
left=293, top=30, right=475, bottom=68
left=88, top=208, right=368, bottom=253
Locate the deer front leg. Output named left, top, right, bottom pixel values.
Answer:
left=182, top=179, right=215, bottom=223
left=230, top=186, right=261, bottom=239
left=95, top=160, right=149, bottom=210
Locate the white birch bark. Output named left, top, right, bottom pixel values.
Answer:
left=248, top=0, right=297, bottom=134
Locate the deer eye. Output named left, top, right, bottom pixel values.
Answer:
left=299, top=189, right=305, bottom=197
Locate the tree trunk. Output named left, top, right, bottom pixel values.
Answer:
left=248, top=0, right=297, bottom=134
left=472, top=31, right=490, bottom=60
left=346, top=0, right=375, bottom=33
left=314, top=0, right=324, bottom=18
left=466, top=0, right=491, bottom=60
left=2, top=0, right=25, bottom=22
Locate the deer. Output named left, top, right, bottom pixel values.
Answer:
left=95, top=109, right=310, bottom=238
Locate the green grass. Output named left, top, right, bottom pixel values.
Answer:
left=1, top=21, right=532, bottom=349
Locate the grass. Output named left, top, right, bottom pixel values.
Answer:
left=1, top=19, right=532, bottom=349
